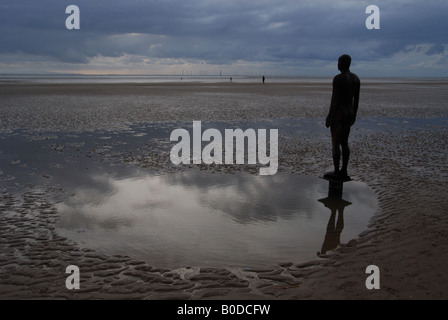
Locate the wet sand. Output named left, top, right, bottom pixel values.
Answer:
left=1, top=80, right=448, bottom=299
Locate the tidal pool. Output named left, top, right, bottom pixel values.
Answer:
left=56, top=170, right=377, bottom=269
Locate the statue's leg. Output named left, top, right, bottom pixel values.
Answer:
left=331, top=125, right=341, bottom=174
left=340, top=126, right=351, bottom=177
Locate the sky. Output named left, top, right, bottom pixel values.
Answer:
left=1, top=0, right=447, bottom=77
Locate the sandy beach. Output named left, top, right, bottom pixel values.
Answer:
left=1, top=79, right=448, bottom=300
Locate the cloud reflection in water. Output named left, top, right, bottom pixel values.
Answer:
left=56, top=170, right=377, bottom=268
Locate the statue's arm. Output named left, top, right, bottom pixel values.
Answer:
left=353, top=78, right=360, bottom=119
left=326, top=76, right=340, bottom=128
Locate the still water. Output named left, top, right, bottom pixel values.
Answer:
left=1, top=120, right=382, bottom=269
left=56, top=170, right=377, bottom=269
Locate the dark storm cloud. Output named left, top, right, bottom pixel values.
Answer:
left=1, top=0, right=447, bottom=71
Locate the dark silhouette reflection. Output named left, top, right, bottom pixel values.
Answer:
left=328, top=180, right=344, bottom=198
left=325, top=54, right=360, bottom=180
left=317, top=195, right=352, bottom=256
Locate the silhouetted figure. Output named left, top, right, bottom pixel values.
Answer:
left=317, top=196, right=351, bottom=256
left=230, top=77, right=232, bottom=83
left=262, top=75, right=265, bottom=84
left=325, top=54, right=360, bottom=180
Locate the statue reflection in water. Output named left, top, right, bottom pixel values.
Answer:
left=317, top=180, right=352, bottom=256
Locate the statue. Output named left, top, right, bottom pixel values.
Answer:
left=325, top=54, right=360, bottom=181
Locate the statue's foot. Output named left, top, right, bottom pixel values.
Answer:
left=339, top=171, right=351, bottom=181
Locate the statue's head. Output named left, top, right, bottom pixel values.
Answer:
left=338, top=54, right=351, bottom=72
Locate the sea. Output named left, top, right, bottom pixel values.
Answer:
left=1, top=73, right=444, bottom=84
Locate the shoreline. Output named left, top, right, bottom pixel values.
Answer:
left=1, top=81, right=448, bottom=299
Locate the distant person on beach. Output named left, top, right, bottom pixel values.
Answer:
left=325, top=54, right=360, bottom=179
left=262, top=75, right=265, bottom=84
